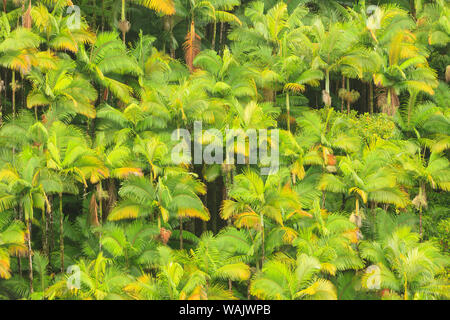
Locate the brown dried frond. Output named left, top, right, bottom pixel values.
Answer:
left=22, top=0, right=32, bottom=29
left=89, top=193, right=100, bottom=227
left=183, top=21, right=201, bottom=73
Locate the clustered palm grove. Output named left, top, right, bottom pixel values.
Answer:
left=0, top=0, right=448, bottom=300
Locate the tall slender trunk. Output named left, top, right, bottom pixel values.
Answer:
left=211, top=181, right=217, bottom=233
left=2, top=70, right=7, bottom=124
left=97, top=183, right=103, bottom=251
left=286, top=92, right=291, bottom=132
left=369, top=80, right=374, bottom=114
left=101, top=0, right=105, bottom=31
left=362, top=80, right=367, bottom=113
left=340, top=194, right=346, bottom=211
left=179, top=217, right=183, bottom=249
left=325, top=69, right=330, bottom=95
left=59, top=193, right=64, bottom=273
left=407, top=91, right=418, bottom=127
left=410, top=0, right=416, bottom=19
left=218, top=22, right=225, bottom=55
left=346, top=78, right=351, bottom=114
left=355, top=197, right=360, bottom=216
left=48, top=195, right=54, bottom=253
left=0, top=81, right=3, bottom=127
left=419, top=205, right=423, bottom=238
left=11, top=71, right=15, bottom=117
left=211, top=21, right=217, bottom=51
left=26, top=219, right=33, bottom=294
left=42, top=206, right=48, bottom=256
left=121, top=0, right=126, bottom=43
left=418, top=182, right=425, bottom=238
left=260, top=213, right=264, bottom=268
left=21, top=73, right=27, bottom=117
left=92, top=0, right=97, bottom=30
left=203, top=188, right=208, bottom=233
left=17, top=206, right=22, bottom=276
left=341, top=76, right=345, bottom=112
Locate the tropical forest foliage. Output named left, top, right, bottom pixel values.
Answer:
left=0, top=0, right=449, bottom=300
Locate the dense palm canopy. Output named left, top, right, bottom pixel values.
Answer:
left=0, top=0, right=448, bottom=300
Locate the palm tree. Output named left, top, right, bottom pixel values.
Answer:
left=179, top=0, right=241, bottom=72
left=298, top=17, right=366, bottom=107
left=94, top=219, right=159, bottom=269
left=360, top=226, right=450, bottom=300
left=0, top=16, right=44, bottom=116
left=0, top=149, right=48, bottom=293
left=402, top=151, right=450, bottom=236
left=108, top=172, right=209, bottom=249
left=293, top=201, right=364, bottom=274
left=45, top=251, right=133, bottom=299
left=373, top=29, right=438, bottom=116
left=118, top=0, right=175, bottom=43
left=44, top=121, right=109, bottom=271
left=129, top=245, right=209, bottom=300
left=175, top=231, right=250, bottom=298
left=26, top=58, right=98, bottom=120
left=31, top=2, right=95, bottom=53
left=0, top=212, right=27, bottom=279
left=250, top=253, right=338, bottom=300
left=193, top=47, right=257, bottom=102
left=76, top=31, right=142, bottom=104
left=221, top=169, right=300, bottom=266
left=318, top=145, right=410, bottom=218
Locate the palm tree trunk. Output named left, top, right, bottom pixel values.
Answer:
left=42, top=207, right=48, bottom=256
left=325, top=69, right=330, bottom=96
left=341, top=76, right=345, bottom=112
left=407, top=90, right=418, bottom=127
left=59, top=192, right=64, bottom=273
left=419, top=205, right=423, bottom=238
left=11, top=71, right=15, bottom=117
left=346, top=77, right=350, bottom=114
left=92, top=0, right=97, bottom=30
left=260, top=213, right=265, bottom=267
left=369, top=80, right=374, bottom=114
left=355, top=197, right=360, bottom=216
left=49, top=195, right=54, bottom=253
left=101, top=0, right=105, bottom=31
left=179, top=217, right=183, bottom=249
left=340, top=194, right=346, bottom=211
left=212, top=20, right=217, bottom=51
left=218, top=22, right=225, bottom=55
left=17, top=206, right=22, bottom=276
left=286, top=92, right=291, bottom=132
left=418, top=182, right=425, bottom=239
left=0, top=81, right=3, bottom=127
left=404, top=277, right=408, bottom=300
left=410, top=0, right=416, bottom=19
left=121, top=0, right=126, bottom=43
left=26, top=218, right=33, bottom=293
left=203, top=188, right=208, bottom=233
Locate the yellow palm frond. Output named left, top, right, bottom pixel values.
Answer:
left=138, top=0, right=175, bottom=15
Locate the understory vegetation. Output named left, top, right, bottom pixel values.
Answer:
left=0, top=0, right=449, bottom=300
